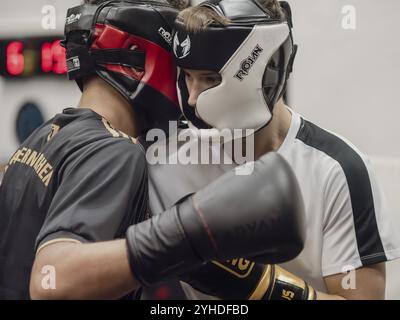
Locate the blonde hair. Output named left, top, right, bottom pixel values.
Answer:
left=256, top=0, right=285, bottom=19
left=167, top=0, right=189, bottom=10
left=177, top=0, right=285, bottom=33
left=176, top=6, right=230, bottom=33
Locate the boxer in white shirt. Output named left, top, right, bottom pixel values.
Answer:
left=146, top=0, right=400, bottom=300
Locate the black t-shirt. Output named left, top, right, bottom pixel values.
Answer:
left=0, top=108, right=148, bottom=299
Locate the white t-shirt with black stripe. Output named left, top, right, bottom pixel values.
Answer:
left=147, top=109, right=400, bottom=296
left=276, top=110, right=400, bottom=292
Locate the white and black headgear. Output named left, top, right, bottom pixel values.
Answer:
left=173, top=0, right=297, bottom=131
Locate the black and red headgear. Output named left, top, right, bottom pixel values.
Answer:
left=62, top=0, right=180, bottom=130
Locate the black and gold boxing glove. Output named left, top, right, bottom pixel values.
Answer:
left=183, top=258, right=316, bottom=300
left=247, top=263, right=316, bottom=300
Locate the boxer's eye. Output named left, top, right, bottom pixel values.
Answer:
left=184, top=72, right=193, bottom=82
left=205, top=76, right=220, bottom=85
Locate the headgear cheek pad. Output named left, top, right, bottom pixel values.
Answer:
left=173, top=0, right=297, bottom=131
left=63, top=0, right=181, bottom=131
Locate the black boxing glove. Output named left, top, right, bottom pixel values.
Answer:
left=126, top=152, right=305, bottom=286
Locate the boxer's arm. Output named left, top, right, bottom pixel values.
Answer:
left=321, top=263, right=386, bottom=300
left=30, top=240, right=139, bottom=299
left=30, top=141, right=147, bottom=299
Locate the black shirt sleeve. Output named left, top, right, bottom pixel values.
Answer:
left=35, top=139, right=148, bottom=251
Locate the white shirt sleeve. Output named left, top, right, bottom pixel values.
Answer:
left=321, top=160, right=400, bottom=277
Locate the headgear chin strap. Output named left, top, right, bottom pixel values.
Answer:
left=173, top=0, right=297, bottom=131
left=62, top=0, right=181, bottom=131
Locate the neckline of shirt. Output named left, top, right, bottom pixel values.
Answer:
left=277, top=107, right=301, bottom=156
